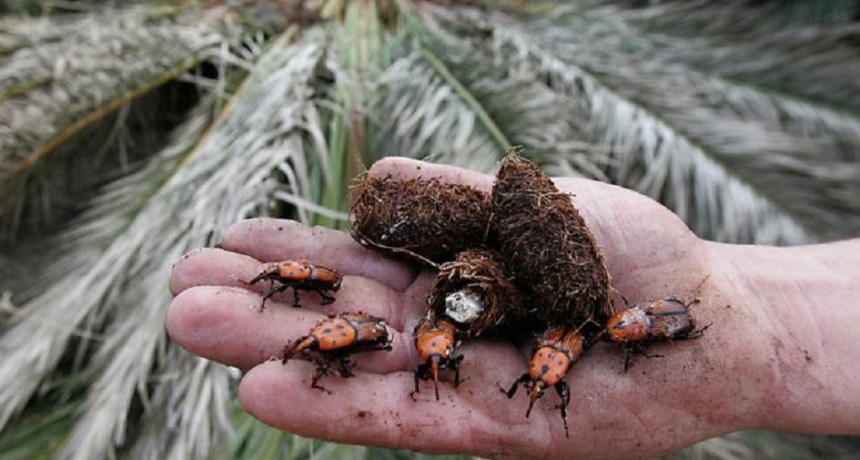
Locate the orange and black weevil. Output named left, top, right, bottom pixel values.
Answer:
left=248, top=260, right=342, bottom=309
left=283, top=312, right=392, bottom=392
left=504, top=325, right=585, bottom=438
left=605, top=297, right=707, bottom=370
left=412, top=314, right=464, bottom=401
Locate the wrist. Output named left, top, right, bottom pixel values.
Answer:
left=706, top=240, right=860, bottom=435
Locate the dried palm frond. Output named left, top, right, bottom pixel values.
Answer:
left=623, top=0, right=860, bottom=42
left=372, top=3, right=610, bottom=176
left=426, top=4, right=860, bottom=244
left=0, top=23, right=342, bottom=457
left=0, top=102, right=216, bottom=452
left=0, top=5, right=227, bottom=238
left=373, top=51, right=503, bottom=171
left=56, top=30, right=336, bottom=459
left=126, top=352, right=234, bottom=460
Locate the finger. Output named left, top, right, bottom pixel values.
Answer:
left=239, top=339, right=727, bottom=460
left=367, top=157, right=495, bottom=193
left=166, top=285, right=414, bottom=372
left=169, top=248, right=260, bottom=296
left=220, top=218, right=417, bottom=292
left=238, top=344, right=556, bottom=459
left=170, top=248, right=375, bottom=311
left=169, top=248, right=432, bottom=323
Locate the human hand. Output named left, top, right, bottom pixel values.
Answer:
left=167, top=158, right=777, bottom=459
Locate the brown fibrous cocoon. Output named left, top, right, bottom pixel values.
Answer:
left=350, top=175, right=491, bottom=266
left=427, top=249, right=525, bottom=337
left=491, top=152, right=613, bottom=330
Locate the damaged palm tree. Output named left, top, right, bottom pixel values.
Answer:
left=426, top=248, right=525, bottom=337
left=350, top=175, right=491, bottom=266
left=491, top=151, right=614, bottom=332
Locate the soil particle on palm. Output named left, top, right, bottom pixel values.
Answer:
left=426, top=248, right=526, bottom=337
left=350, top=175, right=491, bottom=266
left=490, top=152, right=613, bottom=331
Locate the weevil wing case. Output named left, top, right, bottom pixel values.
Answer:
left=310, top=317, right=357, bottom=352
left=277, top=261, right=312, bottom=279
left=353, top=315, right=392, bottom=343
left=558, top=329, right=585, bottom=359
left=644, top=299, right=697, bottom=339
left=535, top=326, right=585, bottom=360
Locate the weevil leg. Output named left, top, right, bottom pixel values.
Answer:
left=684, top=322, right=712, bottom=340
left=623, top=344, right=635, bottom=372
left=292, top=287, right=302, bottom=308
left=319, top=290, right=336, bottom=305
left=310, top=360, right=333, bottom=394
left=503, top=373, right=531, bottom=398
left=623, top=343, right=663, bottom=371
left=638, top=345, right=663, bottom=360
left=451, top=355, right=464, bottom=388
left=555, top=381, right=571, bottom=438
left=260, top=283, right=291, bottom=310
left=414, top=363, right=425, bottom=392
left=368, top=340, right=393, bottom=352
left=411, top=362, right=429, bottom=401
left=334, top=356, right=355, bottom=379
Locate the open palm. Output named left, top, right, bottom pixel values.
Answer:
left=167, top=158, right=769, bottom=459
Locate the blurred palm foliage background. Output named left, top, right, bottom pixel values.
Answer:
left=1, top=0, right=860, bottom=459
